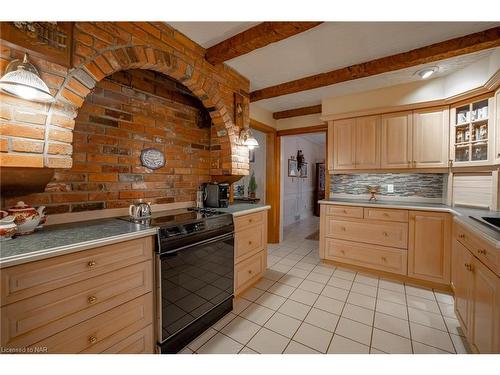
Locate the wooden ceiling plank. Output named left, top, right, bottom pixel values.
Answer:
left=273, top=104, right=322, bottom=119
left=206, top=22, right=323, bottom=65
left=250, top=26, right=500, bottom=102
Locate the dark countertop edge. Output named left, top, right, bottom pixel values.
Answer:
left=319, top=199, right=500, bottom=248
left=0, top=227, right=158, bottom=269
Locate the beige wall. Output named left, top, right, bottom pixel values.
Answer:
left=250, top=103, right=277, bottom=128
left=276, top=113, right=325, bottom=131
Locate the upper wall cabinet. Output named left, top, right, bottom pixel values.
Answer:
left=330, top=116, right=380, bottom=171
left=380, top=112, right=413, bottom=169
left=450, top=96, right=495, bottom=167
left=495, top=89, right=500, bottom=165
left=413, top=107, right=450, bottom=168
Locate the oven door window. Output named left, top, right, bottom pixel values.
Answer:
left=160, top=234, right=234, bottom=340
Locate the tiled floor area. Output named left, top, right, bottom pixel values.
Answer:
left=181, top=216, right=470, bottom=354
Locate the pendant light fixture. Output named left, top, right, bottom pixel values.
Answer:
left=239, top=126, right=259, bottom=150
left=0, top=53, right=54, bottom=103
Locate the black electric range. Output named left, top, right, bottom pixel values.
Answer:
left=121, top=207, right=235, bottom=353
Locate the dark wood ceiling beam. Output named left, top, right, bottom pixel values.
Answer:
left=250, top=26, right=500, bottom=102
left=205, top=22, right=323, bottom=65
left=273, top=104, right=322, bottom=119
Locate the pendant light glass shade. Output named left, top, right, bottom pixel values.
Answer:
left=0, top=54, right=54, bottom=103
left=240, top=127, right=259, bottom=150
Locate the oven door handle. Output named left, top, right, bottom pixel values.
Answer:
left=160, top=232, right=234, bottom=256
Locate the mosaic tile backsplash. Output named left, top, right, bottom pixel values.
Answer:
left=330, top=173, right=446, bottom=199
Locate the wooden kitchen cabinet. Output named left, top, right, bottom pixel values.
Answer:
left=380, top=111, right=413, bottom=169
left=495, top=89, right=500, bottom=165
left=355, top=115, right=380, bottom=169
left=451, top=239, right=474, bottom=337
left=332, top=118, right=356, bottom=170
left=408, top=211, right=451, bottom=285
left=413, top=107, right=450, bottom=168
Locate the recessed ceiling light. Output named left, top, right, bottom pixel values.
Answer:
left=416, top=66, right=439, bottom=80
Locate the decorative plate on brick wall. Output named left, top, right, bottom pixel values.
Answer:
left=140, top=148, right=165, bottom=170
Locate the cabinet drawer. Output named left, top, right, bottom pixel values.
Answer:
left=1, top=260, right=152, bottom=348
left=234, top=211, right=264, bottom=231
left=454, top=221, right=498, bottom=276
left=235, top=250, right=266, bottom=295
left=30, top=293, right=153, bottom=354
left=235, top=225, right=264, bottom=261
left=326, top=218, right=408, bottom=249
left=325, top=238, right=407, bottom=275
left=364, top=208, right=408, bottom=222
left=102, top=324, right=153, bottom=354
left=325, top=205, right=363, bottom=219
left=1, top=236, right=153, bottom=306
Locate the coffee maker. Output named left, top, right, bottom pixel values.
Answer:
left=201, top=182, right=230, bottom=208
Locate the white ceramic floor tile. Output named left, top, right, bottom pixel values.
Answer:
left=406, top=295, right=440, bottom=314
left=438, top=301, right=457, bottom=319
left=264, top=312, right=302, bottom=338
left=376, top=299, right=408, bottom=319
left=238, top=346, right=258, bottom=354
left=327, top=334, right=369, bottom=354
left=408, top=307, right=447, bottom=331
left=377, top=288, right=406, bottom=305
left=247, top=327, right=290, bottom=354
left=198, top=333, right=243, bottom=354
left=304, top=307, right=340, bottom=332
left=405, top=285, right=436, bottom=301
left=293, top=322, right=333, bottom=353
left=233, top=298, right=252, bottom=314
left=371, top=328, right=412, bottom=354
left=350, top=282, right=378, bottom=297
left=444, top=316, right=465, bottom=337
left=347, top=292, right=376, bottom=310
left=321, top=285, right=349, bottom=302
left=278, top=258, right=299, bottom=267
left=221, top=316, right=261, bottom=345
left=267, top=282, right=296, bottom=298
left=211, top=312, right=237, bottom=331
left=410, top=322, right=455, bottom=353
left=370, top=348, right=387, bottom=354
left=264, top=269, right=285, bottom=281
left=178, top=347, right=193, bottom=354
left=313, top=295, right=345, bottom=315
left=187, top=327, right=218, bottom=351
left=294, top=262, right=316, bottom=272
left=333, top=268, right=356, bottom=281
left=341, top=303, right=375, bottom=325
left=253, top=277, right=275, bottom=291
left=313, top=265, right=335, bottom=276
left=335, top=317, right=372, bottom=346
left=306, top=272, right=330, bottom=284
left=434, top=291, right=454, bottom=305
left=412, top=341, right=449, bottom=354
left=278, top=274, right=304, bottom=288
left=289, top=288, right=319, bottom=306
left=451, top=333, right=470, bottom=354
left=239, top=303, right=275, bottom=325
left=299, top=279, right=325, bottom=294
left=255, top=292, right=287, bottom=310
left=287, top=267, right=310, bottom=279
left=284, top=340, right=321, bottom=354
left=278, top=299, right=312, bottom=320
left=270, top=264, right=293, bottom=274
left=378, top=279, right=405, bottom=293
left=373, top=312, right=410, bottom=338
left=327, top=276, right=353, bottom=290
left=354, top=273, right=379, bottom=287
left=240, top=287, right=266, bottom=302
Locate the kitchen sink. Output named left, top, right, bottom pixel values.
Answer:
left=470, top=216, right=500, bottom=232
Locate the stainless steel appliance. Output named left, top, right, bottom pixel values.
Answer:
left=470, top=216, right=500, bottom=232
left=128, top=200, right=151, bottom=220
left=121, top=207, right=234, bottom=353
left=202, top=182, right=230, bottom=208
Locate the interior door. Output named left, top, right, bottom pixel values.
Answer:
left=333, top=118, right=356, bottom=170
left=451, top=239, right=473, bottom=337
left=413, top=107, right=450, bottom=168
left=355, top=115, right=380, bottom=169
left=380, top=112, right=412, bottom=169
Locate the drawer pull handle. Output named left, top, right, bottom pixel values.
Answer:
left=464, top=263, right=473, bottom=272
left=383, top=213, right=389, bottom=217
left=249, top=219, right=253, bottom=223
left=340, top=250, right=345, bottom=255
left=381, top=256, right=387, bottom=262
left=458, top=234, right=465, bottom=239
left=343, top=210, right=347, bottom=214
left=477, top=249, right=487, bottom=255
left=87, top=260, right=96, bottom=268
left=88, top=296, right=97, bottom=304
left=248, top=241, right=252, bottom=245
left=248, top=270, right=253, bottom=275
left=340, top=226, right=346, bottom=231
left=88, top=336, right=97, bottom=344
left=382, top=232, right=388, bottom=237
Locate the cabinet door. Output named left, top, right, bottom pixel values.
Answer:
left=471, top=258, right=500, bottom=354
left=408, top=211, right=451, bottom=284
left=355, top=115, right=380, bottom=169
left=495, top=89, right=500, bottom=165
left=451, top=239, right=473, bottom=336
left=413, top=107, right=450, bottom=168
left=380, top=112, right=412, bottom=169
left=333, top=118, right=356, bottom=170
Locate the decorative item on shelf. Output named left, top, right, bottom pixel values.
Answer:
left=248, top=171, right=258, bottom=198
left=288, top=158, right=298, bottom=177
left=234, top=184, right=245, bottom=197
left=0, top=211, right=17, bottom=241
left=296, top=150, right=305, bottom=170
left=128, top=200, right=152, bottom=221
left=7, top=201, right=45, bottom=235
left=367, top=185, right=380, bottom=202
left=0, top=53, right=54, bottom=102
left=235, top=92, right=258, bottom=150
left=140, top=148, right=165, bottom=170
left=299, top=162, right=308, bottom=178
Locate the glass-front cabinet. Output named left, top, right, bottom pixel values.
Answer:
left=450, top=97, right=495, bottom=166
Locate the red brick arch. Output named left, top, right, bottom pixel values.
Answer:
left=44, top=44, right=246, bottom=176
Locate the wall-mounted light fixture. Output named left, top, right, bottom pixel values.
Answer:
left=0, top=53, right=54, bottom=103
left=415, top=66, right=439, bottom=80
left=239, top=127, right=259, bottom=150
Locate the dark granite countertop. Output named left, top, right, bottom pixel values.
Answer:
left=218, top=203, right=271, bottom=217
left=320, top=198, right=500, bottom=247
left=0, top=218, right=158, bottom=268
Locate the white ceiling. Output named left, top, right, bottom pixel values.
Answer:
left=300, top=132, right=326, bottom=145
left=167, top=22, right=500, bottom=113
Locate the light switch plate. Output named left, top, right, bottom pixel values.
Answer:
left=387, top=184, right=394, bottom=193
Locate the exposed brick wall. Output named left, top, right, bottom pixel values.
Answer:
left=4, top=69, right=213, bottom=214
left=0, top=22, right=250, bottom=176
